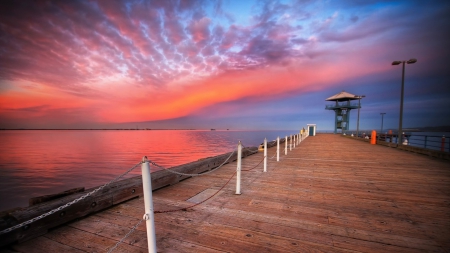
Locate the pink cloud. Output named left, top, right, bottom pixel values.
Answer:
left=187, top=17, right=211, bottom=43
left=0, top=1, right=449, bottom=129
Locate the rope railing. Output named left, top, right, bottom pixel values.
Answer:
left=0, top=162, right=141, bottom=235
left=154, top=171, right=237, bottom=214
left=110, top=133, right=307, bottom=252
left=107, top=219, right=144, bottom=253
left=242, top=155, right=266, bottom=172
left=150, top=147, right=236, bottom=177
left=1, top=130, right=309, bottom=252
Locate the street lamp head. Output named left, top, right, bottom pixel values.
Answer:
left=392, top=61, right=402, bottom=65
left=407, top=58, right=417, bottom=64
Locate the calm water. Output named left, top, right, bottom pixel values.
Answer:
left=0, top=130, right=297, bottom=211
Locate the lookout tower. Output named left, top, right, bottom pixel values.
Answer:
left=325, top=91, right=360, bottom=134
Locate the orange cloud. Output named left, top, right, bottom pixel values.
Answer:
left=95, top=50, right=389, bottom=123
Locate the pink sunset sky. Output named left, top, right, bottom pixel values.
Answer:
left=0, top=0, right=449, bottom=130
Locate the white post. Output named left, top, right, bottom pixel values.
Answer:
left=289, top=135, right=292, bottom=151
left=236, top=141, right=242, bottom=195
left=285, top=136, right=288, bottom=155
left=293, top=135, right=296, bottom=148
left=276, top=137, right=280, bottom=162
left=141, top=157, right=157, bottom=253
left=264, top=138, right=267, bottom=172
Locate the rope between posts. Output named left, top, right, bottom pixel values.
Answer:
left=0, top=162, right=141, bottom=235
left=154, top=171, right=237, bottom=213
left=107, top=219, right=144, bottom=253
left=151, top=148, right=236, bottom=177
left=154, top=148, right=265, bottom=213
left=269, top=152, right=277, bottom=159
left=242, top=155, right=266, bottom=172
left=242, top=146, right=258, bottom=155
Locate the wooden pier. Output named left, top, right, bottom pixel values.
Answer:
left=2, top=134, right=450, bottom=252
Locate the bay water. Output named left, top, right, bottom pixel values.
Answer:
left=0, top=130, right=296, bottom=211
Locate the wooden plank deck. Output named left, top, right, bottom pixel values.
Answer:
left=2, top=133, right=450, bottom=253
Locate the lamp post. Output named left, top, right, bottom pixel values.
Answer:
left=380, top=113, right=386, bottom=134
left=355, top=95, right=365, bottom=138
left=392, top=58, right=417, bottom=145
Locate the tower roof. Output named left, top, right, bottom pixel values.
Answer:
left=325, top=91, right=359, bottom=101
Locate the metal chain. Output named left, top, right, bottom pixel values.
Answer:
left=269, top=152, right=277, bottom=159
left=0, top=162, right=141, bottom=235
left=154, top=171, right=237, bottom=214
left=242, top=155, right=266, bottom=172
left=151, top=148, right=236, bottom=177
left=107, top=218, right=144, bottom=253
left=241, top=145, right=258, bottom=155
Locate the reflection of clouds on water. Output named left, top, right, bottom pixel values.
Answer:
left=0, top=129, right=299, bottom=211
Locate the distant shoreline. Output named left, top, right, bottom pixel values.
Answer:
left=1, top=127, right=449, bottom=132
left=0, top=128, right=200, bottom=131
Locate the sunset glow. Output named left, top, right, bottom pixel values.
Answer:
left=1, top=1, right=449, bottom=130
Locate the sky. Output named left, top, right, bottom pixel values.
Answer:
left=1, top=0, right=449, bottom=131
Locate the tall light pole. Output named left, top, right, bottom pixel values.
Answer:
left=355, top=95, right=365, bottom=138
left=380, top=113, right=386, bottom=133
left=392, top=58, right=417, bottom=145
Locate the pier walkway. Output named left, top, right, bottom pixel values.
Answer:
left=3, top=134, right=450, bottom=252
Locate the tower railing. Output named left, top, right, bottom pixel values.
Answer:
left=325, top=102, right=359, bottom=109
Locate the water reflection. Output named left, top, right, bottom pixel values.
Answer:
left=0, top=129, right=294, bottom=211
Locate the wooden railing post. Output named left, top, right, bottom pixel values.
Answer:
left=277, top=137, right=280, bottom=162
left=236, top=141, right=242, bottom=195
left=285, top=136, right=288, bottom=155
left=264, top=138, right=267, bottom=172
left=290, top=135, right=292, bottom=151
left=141, top=157, right=157, bottom=253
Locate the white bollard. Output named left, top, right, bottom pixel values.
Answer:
left=290, top=135, right=292, bottom=151
left=285, top=136, right=288, bottom=155
left=293, top=135, right=296, bottom=148
left=276, top=137, right=280, bottom=162
left=264, top=138, right=267, bottom=172
left=236, top=141, right=242, bottom=195
left=141, top=157, right=157, bottom=253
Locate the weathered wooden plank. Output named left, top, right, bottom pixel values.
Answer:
left=331, top=235, right=427, bottom=253
left=0, top=147, right=258, bottom=247
left=68, top=216, right=149, bottom=249
left=158, top=237, right=226, bottom=253
left=157, top=221, right=279, bottom=253
left=6, top=236, right=85, bottom=253
left=157, top=205, right=336, bottom=248
left=2, top=134, right=449, bottom=252
left=43, top=226, right=147, bottom=252
left=29, top=187, right=85, bottom=206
